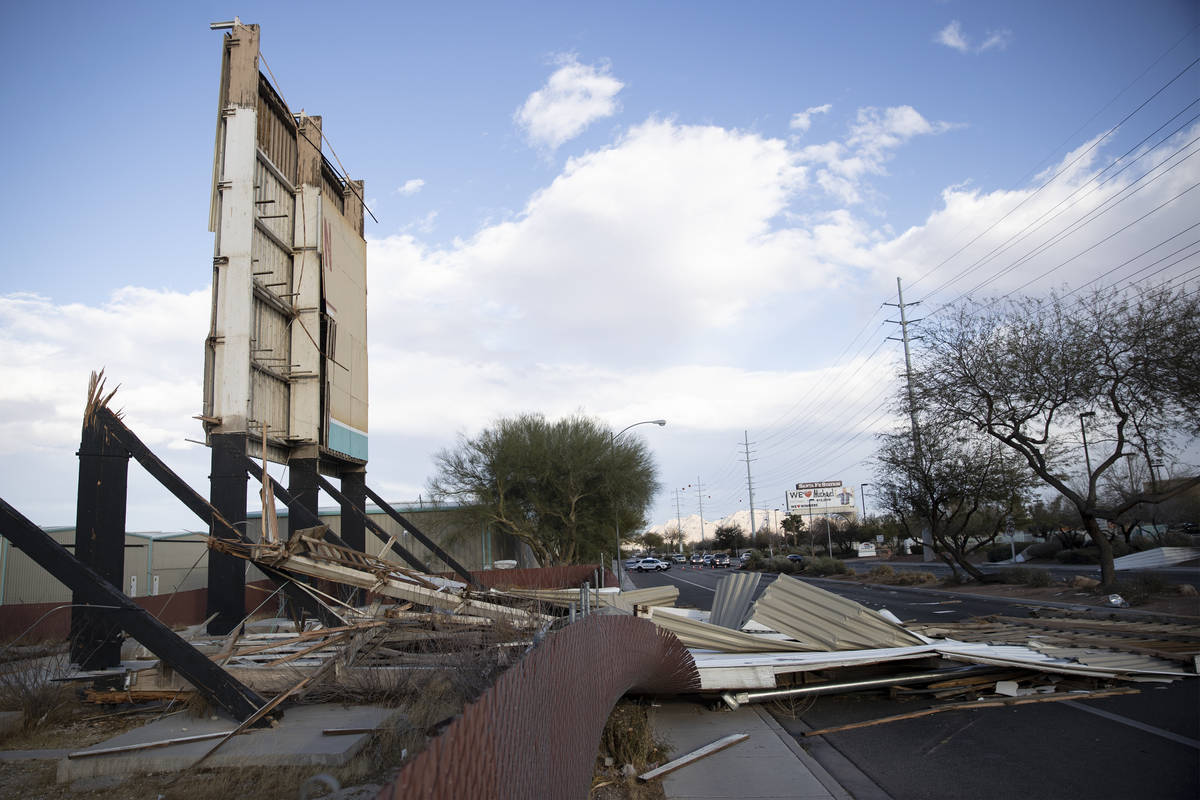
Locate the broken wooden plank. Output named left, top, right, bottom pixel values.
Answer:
left=266, top=632, right=351, bottom=666
left=638, top=733, right=749, bottom=782
left=802, top=687, right=1140, bottom=736
left=69, top=730, right=238, bottom=759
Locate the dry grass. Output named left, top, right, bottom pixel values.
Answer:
left=592, top=700, right=671, bottom=800
left=0, top=649, right=77, bottom=736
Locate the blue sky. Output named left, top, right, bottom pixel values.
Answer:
left=1, top=1, right=1197, bottom=538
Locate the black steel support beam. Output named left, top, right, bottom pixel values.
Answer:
left=0, top=497, right=265, bottom=721
left=208, top=433, right=247, bottom=634
left=242, top=459, right=431, bottom=577
left=339, top=470, right=366, bottom=555
left=362, top=485, right=478, bottom=585
left=70, top=417, right=131, bottom=669
left=339, top=470, right=366, bottom=604
left=287, top=458, right=320, bottom=542
left=92, top=410, right=342, bottom=629
left=315, top=475, right=451, bottom=579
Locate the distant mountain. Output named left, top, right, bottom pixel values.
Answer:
left=647, top=509, right=787, bottom=545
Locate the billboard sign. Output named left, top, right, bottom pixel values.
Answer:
left=787, top=482, right=856, bottom=515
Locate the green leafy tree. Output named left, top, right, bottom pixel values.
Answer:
left=712, top=523, right=743, bottom=552
left=910, top=286, right=1200, bottom=585
left=428, top=413, right=660, bottom=566
left=641, top=531, right=666, bottom=553
left=779, top=514, right=805, bottom=547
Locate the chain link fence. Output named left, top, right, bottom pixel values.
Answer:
left=377, top=614, right=699, bottom=799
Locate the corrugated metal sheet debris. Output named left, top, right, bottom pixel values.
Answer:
left=748, top=574, right=926, bottom=651
left=709, top=572, right=761, bottom=630
left=648, top=607, right=817, bottom=653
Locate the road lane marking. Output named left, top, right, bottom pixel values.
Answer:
left=1063, top=701, right=1200, bottom=750
left=662, top=572, right=717, bottom=593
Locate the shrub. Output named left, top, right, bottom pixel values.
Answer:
left=867, top=564, right=895, bottom=581
left=1055, top=548, right=1099, bottom=564
left=999, top=566, right=1054, bottom=587
left=742, top=552, right=768, bottom=571
left=0, top=650, right=75, bottom=733
left=770, top=556, right=804, bottom=575
left=893, top=570, right=937, bottom=586
left=986, top=543, right=1015, bottom=562
left=1024, top=539, right=1063, bottom=559
left=599, top=700, right=669, bottom=770
left=806, top=556, right=848, bottom=576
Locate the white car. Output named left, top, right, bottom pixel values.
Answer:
left=634, top=557, right=671, bottom=572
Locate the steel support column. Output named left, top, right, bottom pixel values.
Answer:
left=70, top=417, right=130, bottom=668
left=287, top=458, right=320, bottom=541
left=207, top=432, right=247, bottom=634
left=340, top=469, right=367, bottom=605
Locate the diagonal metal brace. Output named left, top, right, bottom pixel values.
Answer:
left=318, top=476, right=478, bottom=587
left=93, top=408, right=343, bottom=628
left=362, top=485, right=478, bottom=586
left=0, top=497, right=265, bottom=721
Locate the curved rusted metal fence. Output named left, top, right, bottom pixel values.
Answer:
left=376, top=615, right=699, bottom=800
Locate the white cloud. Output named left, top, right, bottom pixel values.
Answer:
left=0, top=287, right=209, bottom=456
left=798, top=106, right=956, bottom=203
left=515, top=55, right=624, bottom=149
left=936, top=20, right=1013, bottom=54
left=979, top=29, right=1013, bottom=52
left=936, top=20, right=970, bottom=53
left=396, top=178, right=425, bottom=195
left=790, top=103, right=832, bottom=134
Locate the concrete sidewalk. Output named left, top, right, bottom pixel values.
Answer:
left=58, top=704, right=404, bottom=783
left=650, top=700, right=851, bottom=800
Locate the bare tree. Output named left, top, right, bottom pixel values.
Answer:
left=910, top=285, right=1200, bottom=585
left=874, top=421, right=1033, bottom=580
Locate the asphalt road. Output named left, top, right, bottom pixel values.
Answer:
left=628, top=566, right=1200, bottom=800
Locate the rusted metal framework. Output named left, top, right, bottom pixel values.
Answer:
left=378, top=615, right=699, bottom=800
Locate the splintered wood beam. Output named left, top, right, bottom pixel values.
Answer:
left=271, top=552, right=549, bottom=626
left=241, top=456, right=439, bottom=571
left=362, top=485, right=478, bottom=585
left=0, top=497, right=265, bottom=721
left=638, top=734, right=749, bottom=782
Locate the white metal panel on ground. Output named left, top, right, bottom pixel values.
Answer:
left=691, top=645, right=943, bottom=690
left=1113, top=547, right=1200, bottom=570
left=933, top=641, right=1193, bottom=678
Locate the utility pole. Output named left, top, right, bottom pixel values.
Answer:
left=742, top=431, right=757, bottom=554
left=695, top=478, right=706, bottom=550
left=885, top=276, right=933, bottom=562
left=674, top=488, right=685, bottom=553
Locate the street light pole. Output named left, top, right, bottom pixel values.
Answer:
left=859, top=483, right=869, bottom=519
left=612, top=419, right=666, bottom=586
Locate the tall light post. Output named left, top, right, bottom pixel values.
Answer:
left=1079, top=411, right=1096, bottom=480
left=612, top=419, right=666, bottom=585
left=859, top=483, right=869, bottom=519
